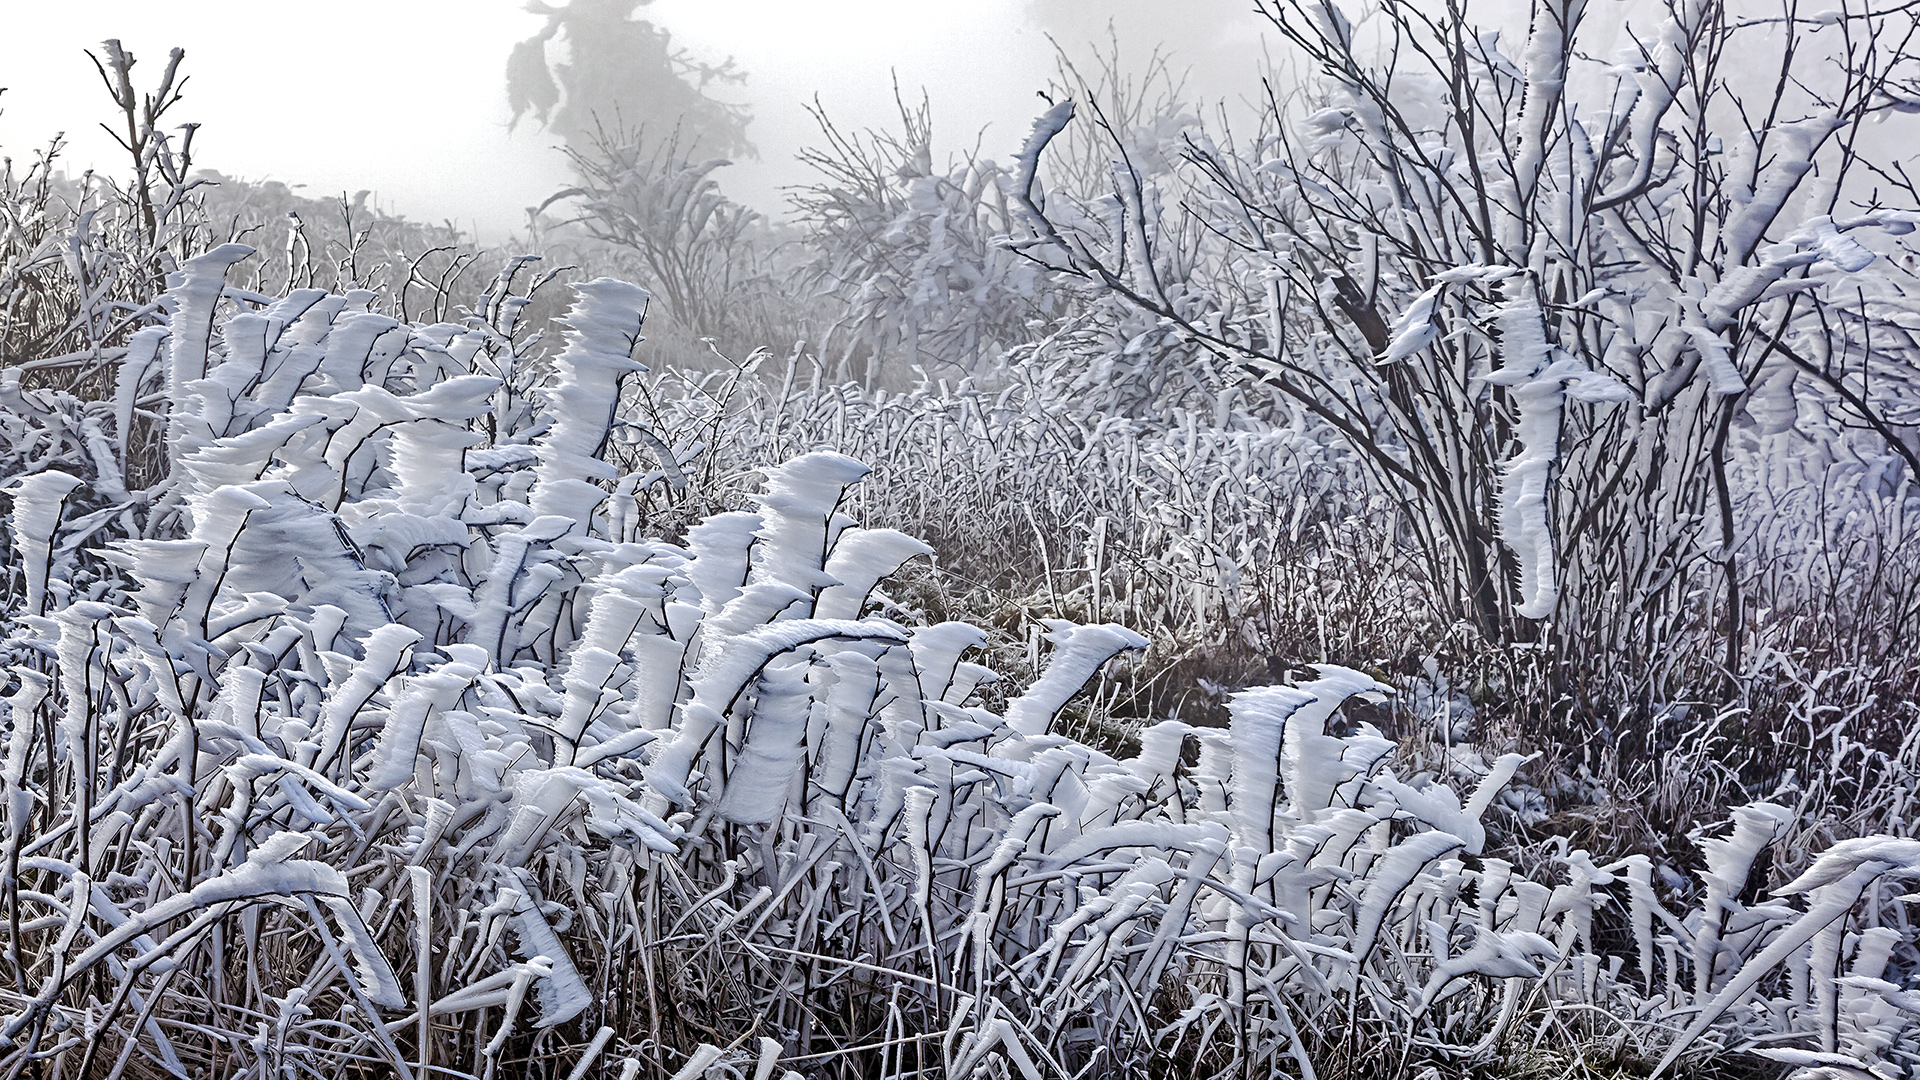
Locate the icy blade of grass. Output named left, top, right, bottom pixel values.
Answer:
left=907, top=622, right=989, bottom=704
left=313, top=895, right=409, bottom=1010
left=1004, top=621, right=1148, bottom=737
left=506, top=893, right=594, bottom=1027
left=1282, top=667, right=1389, bottom=820
left=162, top=243, right=255, bottom=470
left=1350, top=830, right=1468, bottom=970
left=5, top=470, right=85, bottom=617
left=565, top=1027, right=619, bottom=1080
left=529, top=279, right=650, bottom=525
left=714, top=662, right=813, bottom=824
left=685, top=510, right=763, bottom=615
left=749, top=451, right=873, bottom=598
left=308, top=623, right=422, bottom=774
left=1652, top=858, right=1911, bottom=1078
left=815, top=528, right=934, bottom=620
left=649, top=618, right=905, bottom=807
left=668, top=1045, right=725, bottom=1080
left=365, top=664, right=477, bottom=790
left=1694, top=802, right=1795, bottom=996
left=1227, top=683, right=1316, bottom=851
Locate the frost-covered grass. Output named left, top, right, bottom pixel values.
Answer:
left=600, top=346, right=1920, bottom=831
left=0, top=252, right=1913, bottom=1080
left=3, top=4, right=1920, bottom=1078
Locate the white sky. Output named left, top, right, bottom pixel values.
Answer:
left=0, top=1, right=1133, bottom=242
left=4, top=1, right=1655, bottom=244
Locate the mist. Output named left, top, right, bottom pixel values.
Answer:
left=0, top=0, right=1298, bottom=240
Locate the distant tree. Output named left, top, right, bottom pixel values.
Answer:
left=534, top=124, right=781, bottom=341
left=507, top=0, right=753, bottom=160
left=1026, top=0, right=1258, bottom=96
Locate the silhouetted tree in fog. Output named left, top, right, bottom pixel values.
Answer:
left=507, top=0, right=753, bottom=159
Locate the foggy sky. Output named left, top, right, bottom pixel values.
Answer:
left=0, top=1, right=1692, bottom=243
left=0, top=1, right=1299, bottom=241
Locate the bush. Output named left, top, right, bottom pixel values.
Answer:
left=1010, top=0, right=1920, bottom=748
left=788, top=92, right=1073, bottom=385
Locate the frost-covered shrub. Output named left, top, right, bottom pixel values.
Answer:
left=1011, top=0, right=1920, bottom=734
left=536, top=125, right=790, bottom=349
left=789, top=95, right=1072, bottom=384
left=998, top=46, right=1244, bottom=420
left=0, top=247, right=1914, bottom=1080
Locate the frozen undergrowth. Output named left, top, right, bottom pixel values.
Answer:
left=604, top=335, right=1920, bottom=779
left=0, top=253, right=1913, bottom=1079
